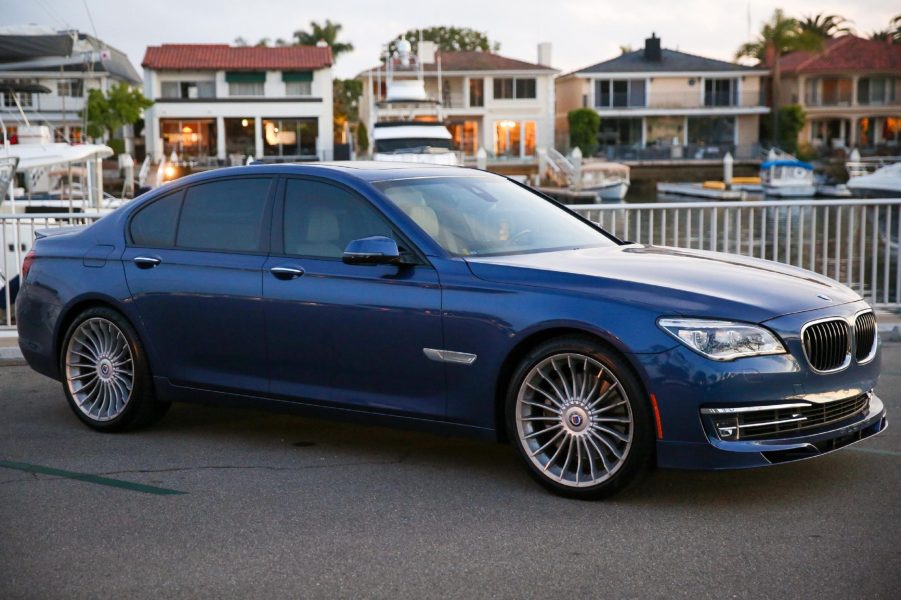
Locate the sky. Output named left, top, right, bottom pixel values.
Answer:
left=3, top=0, right=898, bottom=78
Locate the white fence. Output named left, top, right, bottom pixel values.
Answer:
left=2, top=213, right=106, bottom=328
left=1, top=199, right=900, bottom=330
left=572, top=199, right=901, bottom=308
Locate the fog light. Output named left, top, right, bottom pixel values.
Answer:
left=714, top=417, right=740, bottom=440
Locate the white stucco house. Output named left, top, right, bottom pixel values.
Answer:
left=142, top=44, right=333, bottom=164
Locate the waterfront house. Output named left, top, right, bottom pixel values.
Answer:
left=0, top=26, right=141, bottom=148
left=358, top=44, right=557, bottom=159
left=777, top=35, right=901, bottom=154
left=142, top=44, right=333, bottom=164
left=555, top=34, right=770, bottom=160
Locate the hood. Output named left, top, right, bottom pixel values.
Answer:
left=464, top=245, right=861, bottom=323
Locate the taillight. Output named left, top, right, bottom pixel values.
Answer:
left=21, top=249, right=36, bottom=280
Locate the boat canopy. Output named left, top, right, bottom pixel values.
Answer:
left=372, top=124, right=452, bottom=141
left=761, top=159, right=813, bottom=170
left=1, top=143, right=113, bottom=171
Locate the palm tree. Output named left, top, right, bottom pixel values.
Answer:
left=293, top=20, right=354, bottom=60
left=799, top=14, right=853, bottom=38
left=736, top=9, right=823, bottom=146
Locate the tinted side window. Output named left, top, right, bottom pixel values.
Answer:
left=283, top=180, right=394, bottom=258
left=176, top=178, right=272, bottom=252
left=130, top=191, right=182, bottom=247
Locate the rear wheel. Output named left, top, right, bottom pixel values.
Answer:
left=61, top=307, right=169, bottom=431
left=506, top=336, right=653, bottom=499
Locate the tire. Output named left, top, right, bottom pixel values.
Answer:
left=60, top=306, right=169, bottom=432
left=506, top=336, right=653, bottom=499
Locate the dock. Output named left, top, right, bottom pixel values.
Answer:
left=535, top=187, right=599, bottom=203
left=657, top=182, right=745, bottom=200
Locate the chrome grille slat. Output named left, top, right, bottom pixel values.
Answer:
left=705, top=393, right=871, bottom=440
left=802, top=319, right=849, bottom=372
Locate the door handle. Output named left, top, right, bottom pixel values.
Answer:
left=270, top=266, right=305, bottom=280
left=133, top=256, right=161, bottom=269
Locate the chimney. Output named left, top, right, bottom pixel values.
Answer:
left=537, top=42, right=552, bottom=67
left=644, top=33, right=661, bottom=61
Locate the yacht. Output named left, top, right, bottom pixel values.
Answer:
left=847, top=162, right=901, bottom=198
left=367, top=40, right=459, bottom=166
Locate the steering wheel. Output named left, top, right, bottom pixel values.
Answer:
left=508, top=229, right=532, bottom=245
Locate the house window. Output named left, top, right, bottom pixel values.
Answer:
left=263, top=118, right=318, bottom=157
left=227, top=72, right=266, bottom=97
left=805, top=77, right=852, bottom=106
left=469, top=78, right=484, bottom=107
left=704, top=79, right=736, bottom=106
left=161, top=81, right=216, bottom=99
left=493, top=78, right=536, bottom=100
left=229, top=82, right=264, bottom=96
left=594, top=79, right=645, bottom=108
left=286, top=81, right=312, bottom=96
left=57, top=79, right=83, bottom=97
left=494, top=120, right=536, bottom=157
left=283, top=71, right=313, bottom=97
left=2, top=91, right=32, bottom=108
left=858, top=77, right=898, bottom=106
left=160, top=119, right=217, bottom=158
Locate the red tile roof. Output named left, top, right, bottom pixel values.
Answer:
left=362, top=50, right=556, bottom=75
left=142, top=44, right=332, bottom=70
left=779, top=35, right=901, bottom=74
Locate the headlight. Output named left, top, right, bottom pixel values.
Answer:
left=657, top=318, right=786, bottom=361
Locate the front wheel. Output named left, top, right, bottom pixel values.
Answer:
left=61, top=307, right=169, bottom=432
left=506, top=337, right=653, bottom=499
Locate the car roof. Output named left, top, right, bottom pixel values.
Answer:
left=170, top=161, right=493, bottom=186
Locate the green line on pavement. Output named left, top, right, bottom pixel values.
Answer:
left=0, top=460, right=187, bottom=495
left=847, top=447, right=901, bottom=457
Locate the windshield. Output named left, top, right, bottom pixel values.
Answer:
left=374, top=138, right=454, bottom=153
left=376, top=176, right=616, bottom=257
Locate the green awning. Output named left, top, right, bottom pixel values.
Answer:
left=225, top=71, right=265, bottom=83
left=282, top=71, right=313, bottom=82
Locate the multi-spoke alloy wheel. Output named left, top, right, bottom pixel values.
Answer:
left=60, top=307, right=169, bottom=431
left=65, top=317, right=135, bottom=421
left=508, top=338, right=651, bottom=498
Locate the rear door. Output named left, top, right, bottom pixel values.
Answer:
left=262, top=177, right=446, bottom=418
left=122, top=176, right=275, bottom=393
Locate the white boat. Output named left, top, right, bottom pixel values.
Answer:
left=760, top=159, right=816, bottom=197
left=580, top=162, right=630, bottom=200
left=368, top=40, right=460, bottom=166
left=847, top=162, right=901, bottom=198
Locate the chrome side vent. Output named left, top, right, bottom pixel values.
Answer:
left=802, top=319, right=850, bottom=372
left=854, top=312, right=877, bottom=362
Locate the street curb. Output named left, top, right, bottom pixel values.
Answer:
left=0, top=346, right=22, bottom=360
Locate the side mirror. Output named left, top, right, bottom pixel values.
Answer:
left=342, top=236, right=401, bottom=265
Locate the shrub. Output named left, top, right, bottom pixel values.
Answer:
left=567, top=108, right=600, bottom=156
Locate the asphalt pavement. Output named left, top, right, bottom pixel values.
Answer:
left=0, top=346, right=899, bottom=599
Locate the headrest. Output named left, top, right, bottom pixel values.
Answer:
left=408, top=205, right=439, bottom=238
left=386, top=187, right=426, bottom=213
left=306, top=207, right=339, bottom=242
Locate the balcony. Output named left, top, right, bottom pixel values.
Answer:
left=594, top=91, right=766, bottom=111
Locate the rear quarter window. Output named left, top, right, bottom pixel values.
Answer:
left=130, top=191, right=182, bottom=247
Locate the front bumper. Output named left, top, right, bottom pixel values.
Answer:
left=634, top=301, right=887, bottom=470
left=656, top=393, right=887, bottom=469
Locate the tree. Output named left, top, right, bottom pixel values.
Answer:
left=869, top=15, right=901, bottom=43
left=773, top=104, right=806, bottom=154
left=799, top=14, right=853, bottom=39
left=386, top=26, right=499, bottom=56
left=568, top=108, right=600, bottom=157
left=736, top=9, right=822, bottom=147
left=333, top=78, right=363, bottom=143
left=293, top=20, right=354, bottom=60
left=356, top=123, right=369, bottom=154
left=84, top=83, right=153, bottom=145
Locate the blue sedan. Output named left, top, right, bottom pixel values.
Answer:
left=15, top=163, right=887, bottom=498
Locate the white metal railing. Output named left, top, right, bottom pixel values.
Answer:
left=572, top=199, right=901, bottom=308
left=1, top=213, right=106, bottom=328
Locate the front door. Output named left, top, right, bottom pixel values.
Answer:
left=263, top=178, right=445, bottom=418
left=122, top=176, right=274, bottom=393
